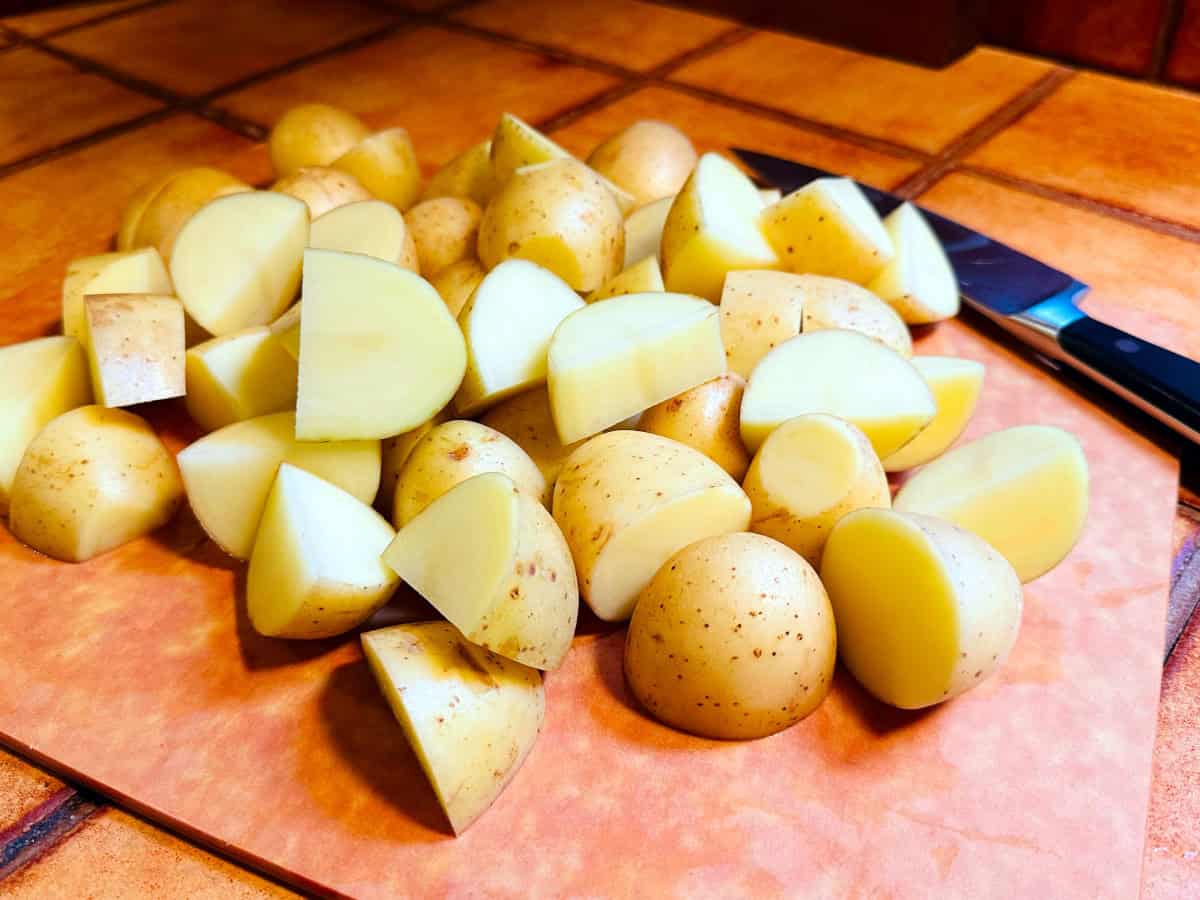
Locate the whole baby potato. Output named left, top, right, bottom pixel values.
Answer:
left=586, top=120, right=697, bottom=208
left=406, top=197, right=483, bottom=276
left=478, top=158, right=623, bottom=293
left=625, top=532, right=836, bottom=739
left=638, top=373, right=749, bottom=480
left=268, top=103, right=369, bottom=177
left=272, top=166, right=372, bottom=220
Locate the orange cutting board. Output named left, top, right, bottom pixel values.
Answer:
left=0, top=317, right=1176, bottom=898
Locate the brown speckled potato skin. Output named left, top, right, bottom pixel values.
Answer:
left=638, top=373, right=749, bottom=480
left=406, top=197, right=483, bottom=277
left=267, top=103, right=369, bottom=178
left=481, top=386, right=585, bottom=489
left=625, top=532, right=836, bottom=740
left=586, top=120, right=698, bottom=208
left=84, top=293, right=185, bottom=408
left=798, top=275, right=912, bottom=358
left=271, top=166, right=372, bottom=220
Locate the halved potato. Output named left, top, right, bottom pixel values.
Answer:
left=296, top=249, right=466, bottom=440
left=9, top=406, right=182, bottom=562
left=743, top=413, right=890, bottom=565
left=882, top=356, right=984, bottom=472
left=170, top=191, right=309, bottom=336
left=821, top=509, right=1022, bottom=709
left=455, top=259, right=584, bottom=416
left=272, top=166, right=372, bottom=220
left=61, top=247, right=171, bottom=339
left=868, top=202, right=960, bottom=324
left=547, top=292, right=725, bottom=444
left=309, top=199, right=419, bottom=272
left=553, top=430, right=751, bottom=621
left=638, top=373, right=749, bottom=480
left=660, top=153, right=778, bottom=301
left=421, top=139, right=497, bottom=206
left=0, top=336, right=92, bottom=513
left=894, top=425, right=1088, bottom=582
left=430, top=259, right=486, bottom=318
left=406, top=197, right=482, bottom=277
left=622, top=195, right=672, bottom=268
left=185, top=326, right=298, bottom=432
left=480, top=387, right=585, bottom=489
left=384, top=471, right=578, bottom=670
left=332, top=127, right=421, bottom=210
left=83, top=294, right=185, bottom=407
left=176, top=411, right=379, bottom=560
left=587, top=255, right=664, bottom=301
left=799, top=275, right=912, bottom=357
left=740, top=330, right=934, bottom=455
left=361, top=621, right=545, bottom=835
left=586, top=120, right=697, bottom=207
left=248, top=464, right=398, bottom=639
left=268, top=103, right=369, bottom=177
left=718, top=270, right=806, bottom=379
left=760, top=177, right=894, bottom=283
left=129, top=167, right=251, bottom=261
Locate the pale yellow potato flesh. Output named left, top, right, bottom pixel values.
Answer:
left=61, top=247, right=171, bottom=339
left=743, top=413, right=890, bottom=566
left=894, top=425, right=1089, bottom=582
left=622, top=195, right=672, bottom=269
left=184, top=326, right=298, bottom=433
left=295, top=249, right=466, bottom=440
left=0, top=336, right=92, bottom=514
left=406, top=197, right=482, bottom=277
left=797, top=274, right=912, bottom=357
left=718, top=269, right=806, bottom=379
left=760, top=177, right=894, bottom=283
left=626, top=532, right=836, bottom=739
left=378, top=412, right=445, bottom=517
left=117, top=171, right=177, bottom=252
left=361, top=621, right=545, bottom=835
left=268, top=103, right=369, bottom=178
left=393, top=419, right=546, bottom=526
left=430, top=258, right=486, bottom=318
left=480, top=386, right=585, bottom=490
left=821, top=509, right=1023, bottom=709
left=587, top=255, right=664, bottom=301
left=309, top=199, right=419, bottom=272
left=638, top=373, right=749, bottom=480
left=248, top=464, right=398, bottom=639
left=455, top=260, right=584, bottom=416
left=383, top=472, right=578, bottom=670
left=882, top=356, right=985, bottom=472
left=129, top=167, right=251, bottom=261
left=176, top=411, right=380, bottom=560
left=868, top=202, right=961, bottom=324
left=547, top=292, right=726, bottom=444
left=758, top=188, right=782, bottom=206
left=332, top=127, right=421, bottom=210
left=82, top=294, right=185, bottom=407
left=552, top=431, right=751, bottom=621
left=660, top=152, right=778, bottom=301
left=740, top=329, right=934, bottom=455
left=269, top=303, right=302, bottom=360
left=421, top=139, right=497, bottom=206
left=272, top=166, right=372, bottom=220
left=9, top=406, right=182, bottom=562
left=170, top=191, right=309, bottom=337
left=586, top=120, right=697, bottom=208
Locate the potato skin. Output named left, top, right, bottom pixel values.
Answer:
left=129, top=167, right=250, bottom=261
left=625, top=532, right=836, bottom=739
left=638, top=373, right=749, bottom=480
left=406, top=197, right=483, bottom=277
left=430, top=258, right=486, bottom=318
left=332, top=127, right=422, bottom=211
left=799, top=275, right=912, bottom=358
left=272, top=166, right=372, bottom=220
left=586, top=120, right=697, bottom=208
left=268, top=103, right=369, bottom=177
left=481, top=386, right=584, bottom=488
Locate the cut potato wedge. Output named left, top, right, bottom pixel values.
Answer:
left=587, top=255, right=664, bottom=301
left=269, top=304, right=301, bottom=360
left=455, top=260, right=584, bottom=416
left=83, top=294, right=185, bottom=407
left=185, top=326, right=298, bottom=433
left=882, top=356, right=984, bottom=472
left=868, top=202, right=960, bottom=324
left=430, top=258, right=486, bottom=318
left=361, top=621, right=545, bottom=835
left=384, top=472, right=578, bottom=670
left=480, top=387, right=585, bottom=489
left=170, top=191, right=309, bottom=337
left=798, top=275, right=912, bottom=357
left=268, top=103, right=369, bottom=178
left=740, top=329, right=934, bottom=455
left=553, top=431, right=751, bottom=621
left=309, top=199, right=419, bottom=272
left=638, top=373, right=749, bottom=481
left=894, top=425, right=1088, bottom=582
left=718, top=270, right=806, bottom=379
left=743, top=414, right=890, bottom=565
left=332, top=127, right=421, bottom=211
left=0, top=336, right=92, bottom=514
left=272, top=166, right=371, bottom=220
left=760, top=177, right=894, bottom=283
left=623, top=195, right=672, bottom=269
left=177, top=411, right=380, bottom=560
left=61, top=247, right=171, bottom=340
left=421, top=139, right=497, bottom=206
left=248, top=464, right=398, bottom=639
left=490, top=112, right=571, bottom=186
left=547, top=292, right=726, bottom=444
left=821, top=509, right=1022, bottom=709
left=296, top=249, right=466, bottom=440
left=660, top=153, right=779, bottom=301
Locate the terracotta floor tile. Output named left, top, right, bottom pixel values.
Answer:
left=671, top=35, right=1054, bottom=153
left=376, top=0, right=458, bottom=9
left=0, top=749, right=63, bottom=828
left=549, top=85, right=920, bottom=190
left=50, top=0, right=395, bottom=96
left=219, top=25, right=620, bottom=171
left=969, top=73, right=1200, bottom=231
left=0, top=807, right=295, bottom=898
left=3, top=1, right=144, bottom=38
left=0, top=114, right=266, bottom=343
left=1166, top=0, right=1200, bottom=88
left=915, top=172, right=1200, bottom=364
left=452, top=0, right=731, bottom=72
left=0, top=47, right=160, bottom=167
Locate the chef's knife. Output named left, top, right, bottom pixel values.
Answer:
left=733, top=149, right=1200, bottom=447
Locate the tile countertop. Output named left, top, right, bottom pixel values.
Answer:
left=0, top=0, right=1197, bottom=896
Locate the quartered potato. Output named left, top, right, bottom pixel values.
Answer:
left=309, top=199, right=419, bottom=272
left=587, top=255, right=664, bottom=301
left=718, top=270, right=806, bottom=379
left=869, top=202, right=960, bottom=324
left=332, top=127, right=422, bottom=211
left=638, top=373, right=749, bottom=480
left=422, top=139, right=497, bottom=206
left=83, top=294, right=185, bottom=407
left=268, top=103, right=370, bottom=177
left=622, top=194, right=672, bottom=268
left=123, top=167, right=251, bottom=261
left=882, top=356, right=984, bottom=472
left=61, top=247, right=171, bottom=340
left=272, top=166, right=372, bottom=220
left=798, top=275, right=912, bottom=358
left=185, top=326, right=298, bottom=433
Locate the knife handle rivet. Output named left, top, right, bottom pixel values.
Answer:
left=1115, top=338, right=1140, bottom=354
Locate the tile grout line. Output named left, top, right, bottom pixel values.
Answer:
left=14, top=0, right=174, bottom=41
left=436, top=18, right=634, bottom=79
left=0, top=108, right=177, bottom=181
left=644, top=25, right=755, bottom=80
left=0, top=787, right=102, bottom=883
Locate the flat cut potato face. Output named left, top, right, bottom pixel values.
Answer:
left=0, top=336, right=92, bottom=513
left=406, top=197, right=482, bottom=277
left=361, top=621, right=545, bottom=835
left=177, top=411, right=380, bottom=560
left=61, top=247, right=171, bottom=340
left=269, top=304, right=301, bottom=360
left=797, top=275, right=912, bottom=357
left=760, top=177, right=894, bottom=283
left=332, top=128, right=421, bottom=211
left=882, top=356, right=984, bottom=472
left=821, top=509, right=1023, bottom=709
left=587, top=255, right=664, bottom=302
left=248, top=465, right=398, bottom=639
left=868, top=202, right=960, bottom=324
left=268, top=103, right=369, bottom=177
left=309, top=200, right=419, bottom=272
left=623, top=195, right=672, bottom=269
left=586, top=120, right=697, bottom=208
left=421, top=139, right=497, bottom=206
left=130, top=167, right=251, bottom=261
left=383, top=472, right=578, bottom=670
left=296, top=249, right=466, bottom=440
left=185, top=326, right=298, bottom=433
left=638, top=373, right=749, bottom=480
left=718, top=270, right=806, bottom=379
left=9, top=406, right=183, bottom=562
left=894, top=425, right=1088, bottom=582
left=547, top=292, right=726, bottom=444
left=430, top=259, right=486, bottom=318
left=740, top=329, right=935, bottom=456
left=481, top=387, right=586, bottom=489
left=83, top=294, right=185, bottom=407
left=272, top=166, right=372, bottom=220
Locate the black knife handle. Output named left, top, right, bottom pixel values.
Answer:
left=1058, top=316, right=1200, bottom=443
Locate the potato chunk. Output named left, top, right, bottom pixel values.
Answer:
left=430, top=259, right=486, bottom=318
left=882, top=356, right=984, bottom=472
left=268, top=103, right=369, bottom=177
left=309, top=199, right=419, bottom=272
left=799, top=275, right=912, bottom=357
left=587, top=255, right=664, bottom=302
left=125, top=167, right=251, bottom=261
left=272, top=166, right=371, bottom=220
left=638, top=373, right=749, bottom=480
left=718, top=270, right=806, bottom=379
left=586, top=120, right=697, bottom=208
left=61, top=247, right=171, bottom=340
left=184, top=326, right=298, bottom=432
left=868, top=202, right=960, bottom=324
left=332, top=127, right=421, bottom=211
left=480, top=387, right=586, bottom=489
left=421, top=139, right=497, bottom=206
left=406, top=197, right=482, bottom=277
left=83, top=294, right=185, bottom=407
left=622, top=195, right=672, bottom=269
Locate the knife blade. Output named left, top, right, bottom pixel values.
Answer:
left=733, top=148, right=1200, bottom=448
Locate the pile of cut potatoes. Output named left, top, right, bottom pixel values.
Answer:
left=0, top=103, right=1091, bottom=835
